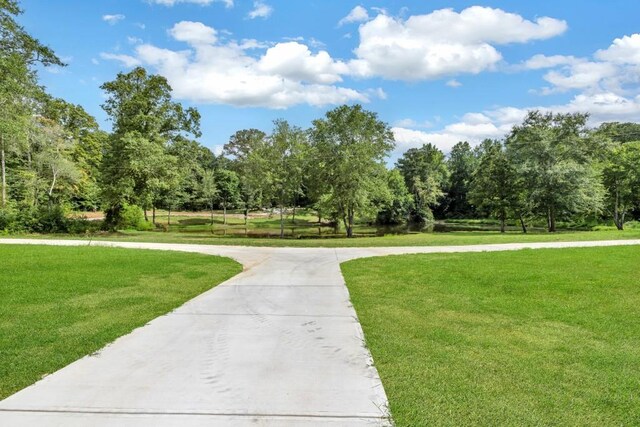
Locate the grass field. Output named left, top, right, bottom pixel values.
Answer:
left=0, top=245, right=241, bottom=400
left=11, top=226, right=640, bottom=248
left=342, top=246, right=640, bottom=426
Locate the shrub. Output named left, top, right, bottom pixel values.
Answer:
left=119, top=203, right=145, bottom=230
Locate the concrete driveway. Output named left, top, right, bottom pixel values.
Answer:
left=1, top=238, right=639, bottom=426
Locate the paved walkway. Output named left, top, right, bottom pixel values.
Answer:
left=1, top=238, right=639, bottom=426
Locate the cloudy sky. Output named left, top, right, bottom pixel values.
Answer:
left=21, top=0, right=640, bottom=159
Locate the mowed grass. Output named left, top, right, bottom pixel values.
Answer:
left=14, top=227, right=640, bottom=248
left=341, top=246, right=640, bottom=426
left=0, top=245, right=241, bottom=400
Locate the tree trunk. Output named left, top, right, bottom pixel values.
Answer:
left=317, top=210, right=322, bottom=224
left=210, top=202, right=214, bottom=225
left=280, top=204, right=284, bottom=239
left=614, top=187, right=624, bottom=230
left=152, top=206, right=156, bottom=225
left=168, top=207, right=171, bottom=226
left=519, top=214, right=528, bottom=234
left=48, top=168, right=58, bottom=206
left=549, top=206, right=556, bottom=232
left=346, top=208, right=354, bottom=238
left=1, top=138, right=7, bottom=209
left=223, top=203, right=227, bottom=225
left=144, top=209, right=148, bottom=222
left=292, top=205, right=296, bottom=224
left=244, top=207, right=248, bottom=226
left=500, top=215, right=506, bottom=233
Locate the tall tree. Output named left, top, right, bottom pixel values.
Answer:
left=100, top=67, right=200, bottom=228
left=223, top=129, right=267, bottom=225
left=602, top=141, right=640, bottom=230
left=200, top=169, right=217, bottom=225
left=396, top=143, right=449, bottom=222
left=263, top=120, right=306, bottom=238
left=444, top=141, right=477, bottom=218
left=311, top=104, right=394, bottom=238
left=375, top=168, right=413, bottom=225
left=507, top=111, right=605, bottom=232
left=469, top=140, right=517, bottom=233
left=215, top=168, right=240, bottom=225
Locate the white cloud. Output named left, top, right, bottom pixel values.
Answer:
left=596, top=34, right=640, bottom=64
left=338, top=6, right=369, bottom=26
left=127, top=36, right=143, bottom=44
left=100, top=52, right=142, bottom=67
left=542, top=61, right=617, bottom=92
left=169, top=21, right=217, bottom=44
left=102, top=14, right=125, bottom=25
left=446, top=79, right=462, bottom=87
left=522, top=54, right=578, bottom=69
left=102, top=21, right=380, bottom=109
left=350, top=6, right=567, bottom=80
left=257, top=42, right=349, bottom=84
left=148, top=0, right=233, bottom=7
left=247, top=1, right=273, bottom=19
left=392, top=30, right=640, bottom=156
left=393, top=91, right=640, bottom=155
left=525, top=33, right=640, bottom=97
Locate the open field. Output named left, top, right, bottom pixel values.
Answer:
left=0, top=245, right=241, bottom=400
left=342, top=246, right=640, bottom=426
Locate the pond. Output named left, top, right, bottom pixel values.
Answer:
left=166, top=218, right=529, bottom=239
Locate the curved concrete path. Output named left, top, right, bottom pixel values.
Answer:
left=1, top=238, right=639, bottom=426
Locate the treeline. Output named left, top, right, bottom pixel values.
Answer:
left=1, top=1, right=639, bottom=237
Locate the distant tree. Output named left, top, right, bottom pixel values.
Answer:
left=215, top=168, right=240, bottom=225
left=443, top=141, right=477, bottom=218
left=200, top=169, right=217, bottom=225
left=602, top=141, right=640, bottom=229
left=507, top=111, right=605, bottom=232
left=311, top=104, right=394, bottom=237
left=263, top=120, right=306, bottom=238
left=41, top=97, right=106, bottom=210
left=469, top=140, right=517, bottom=233
left=396, top=143, right=449, bottom=222
left=595, top=122, right=640, bottom=143
left=376, top=168, right=413, bottom=225
left=223, top=129, right=267, bottom=225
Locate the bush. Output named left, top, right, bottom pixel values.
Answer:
left=119, top=203, right=145, bottom=230
left=35, top=206, right=69, bottom=233
left=624, top=220, right=640, bottom=230
left=0, top=208, right=16, bottom=232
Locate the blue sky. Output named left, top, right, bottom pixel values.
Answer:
left=19, top=0, right=640, bottom=159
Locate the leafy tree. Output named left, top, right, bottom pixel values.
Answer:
left=224, top=129, right=267, bottom=225
left=311, top=104, right=394, bottom=237
left=443, top=141, right=477, bottom=218
left=263, top=120, right=306, bottom=238
left=100, top=67, right=200, bottom=228
left=602, top=141, right=640, bottom=229
left=396, top=143, right=449, bottom=222
left=376, top=168, right=413, bottom=225
left=215, top=168, right=240, bottom=225
left=31, top=117, right=80, bottom=205
left=41, top=97, right=106, bottom=210
left=469, top=140, right=518, bottom=233
left=1, top=0, right=63, bottom=67
left=507, top=111, right=605, bottom=232
left=200, top=169, right=217, bottom=225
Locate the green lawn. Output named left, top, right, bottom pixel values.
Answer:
left=0, top=245, right=241, bottom=400
left=11, top=227, right=640, bottom=248
left=342, top=246, right=640, bottom=426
